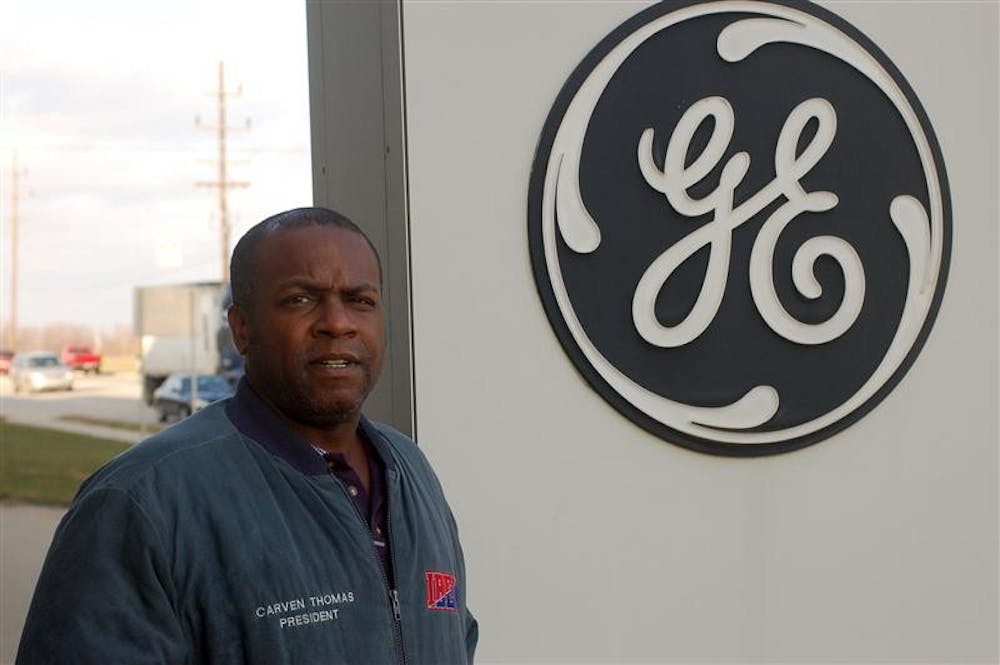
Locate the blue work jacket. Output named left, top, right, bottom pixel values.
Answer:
left=17, top=402, right=477, bottom=664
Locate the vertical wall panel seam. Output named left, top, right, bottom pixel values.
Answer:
left=397, top=0, right=418, bottom=441
left=379, top=0, right=416, bottom=437
left=375, top=0, right=395, bottom=429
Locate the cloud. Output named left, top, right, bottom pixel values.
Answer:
left=1, top=0, right=312, bottom=329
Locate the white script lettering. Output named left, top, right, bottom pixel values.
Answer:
left=635, top=96, right=865, bottom=347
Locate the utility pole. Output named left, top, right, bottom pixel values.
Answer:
left=196, top=61, right=249, bottom=283
left=4, top=150, right=26, bottom=350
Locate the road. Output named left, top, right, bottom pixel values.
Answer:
left=0, top=371, right=156, bottom=663
left=0, top=371, right=158, bottom=442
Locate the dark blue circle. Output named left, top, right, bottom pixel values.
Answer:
left=527, top=0, right=951, bottom=456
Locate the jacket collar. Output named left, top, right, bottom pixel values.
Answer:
left=225, top=378, right=391, bottom=476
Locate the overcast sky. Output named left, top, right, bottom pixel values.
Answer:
left=1, top=0, right=313, bottom=330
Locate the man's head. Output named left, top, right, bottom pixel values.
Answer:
left=227, top=207, right=384, bottom=431
left=230, top=207, right=381, bottom=312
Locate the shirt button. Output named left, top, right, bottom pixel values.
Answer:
left=348, top=485, right=359, bottom=497
left=374, top=526, right=382, bottom=536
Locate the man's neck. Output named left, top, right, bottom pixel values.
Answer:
left=244, top=378, right=365, bottom=455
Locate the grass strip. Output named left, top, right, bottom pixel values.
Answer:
left=58, top=414, right=162, bottom=434
left=0, top=421, right=130, bottom=506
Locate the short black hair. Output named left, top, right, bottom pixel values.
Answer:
left=229, top=206, right=382, bottom=311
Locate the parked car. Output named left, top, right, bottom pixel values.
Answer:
left=61, top=345, right=102, bottom=373
left=152, top=373, right=235, bottom=422
left=0, top=349, right=13, bottom=374
left=11, top=351, right=74, bottom=393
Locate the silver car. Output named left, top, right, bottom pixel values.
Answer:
left=11, top=351, right=75, bottom=393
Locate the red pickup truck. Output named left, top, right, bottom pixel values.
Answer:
left=61, top=345, right=102, bottom=373
left=0, top=350, right=13, bottom=374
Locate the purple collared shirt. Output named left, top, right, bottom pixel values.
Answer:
left=225, top=379, right=393, bottom=581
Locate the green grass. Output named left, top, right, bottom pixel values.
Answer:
left=0, top=421, right=130, bottom=506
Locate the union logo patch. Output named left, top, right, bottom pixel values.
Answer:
left=425, top=571, right=458, bottom=611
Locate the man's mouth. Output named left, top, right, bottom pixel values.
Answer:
left=310, top=354, right=362, bottom=370
left=315, top=359, right=351, bottom=368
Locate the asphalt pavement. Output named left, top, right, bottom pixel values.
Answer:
left=0, top=503, right=64, bottom=665
left=0, top=372, right=156, bottom=443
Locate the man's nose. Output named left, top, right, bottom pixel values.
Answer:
left=313, top=297, right=356, bottom=337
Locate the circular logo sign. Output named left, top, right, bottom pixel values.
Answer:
left=528, top=0, right=951, bottom=456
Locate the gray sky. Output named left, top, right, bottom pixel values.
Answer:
left=1, top=0, right=313, bottom=330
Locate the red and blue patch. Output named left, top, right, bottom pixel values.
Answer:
left=425, top=571, right=458, bottom=611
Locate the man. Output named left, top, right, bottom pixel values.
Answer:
left=17, top=207, right=477, bottom=664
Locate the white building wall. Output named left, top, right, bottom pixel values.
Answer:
left=402, top=2, right=998, bottom=662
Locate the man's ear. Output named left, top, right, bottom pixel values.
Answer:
left=227, top=305, right=250, bottom=355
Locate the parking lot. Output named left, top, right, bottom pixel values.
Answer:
left=0, top=371, right=157, bottom=442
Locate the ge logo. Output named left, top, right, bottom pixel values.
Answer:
left=527, top=0, right=950, bottom=456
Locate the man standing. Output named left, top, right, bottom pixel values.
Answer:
left=18, top=207, right=477, bottom=664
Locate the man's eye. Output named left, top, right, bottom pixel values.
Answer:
left=346, top=295, right=377, bottom=309
left=283, top=295, right=312, bottom=305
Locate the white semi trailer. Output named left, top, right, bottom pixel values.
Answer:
left=134, top=282, right=242, bottom=404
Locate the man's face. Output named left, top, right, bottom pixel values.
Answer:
left=228, top=225, right=384, bottom=429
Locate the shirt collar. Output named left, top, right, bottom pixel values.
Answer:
left=226, top=377, right=390, bottom=476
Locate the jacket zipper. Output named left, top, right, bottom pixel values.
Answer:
left=383, top=484, right=407, bottom=665
left=390, top=588, right=402, bottom=621
left=329, top=470, right=406, bottom=665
